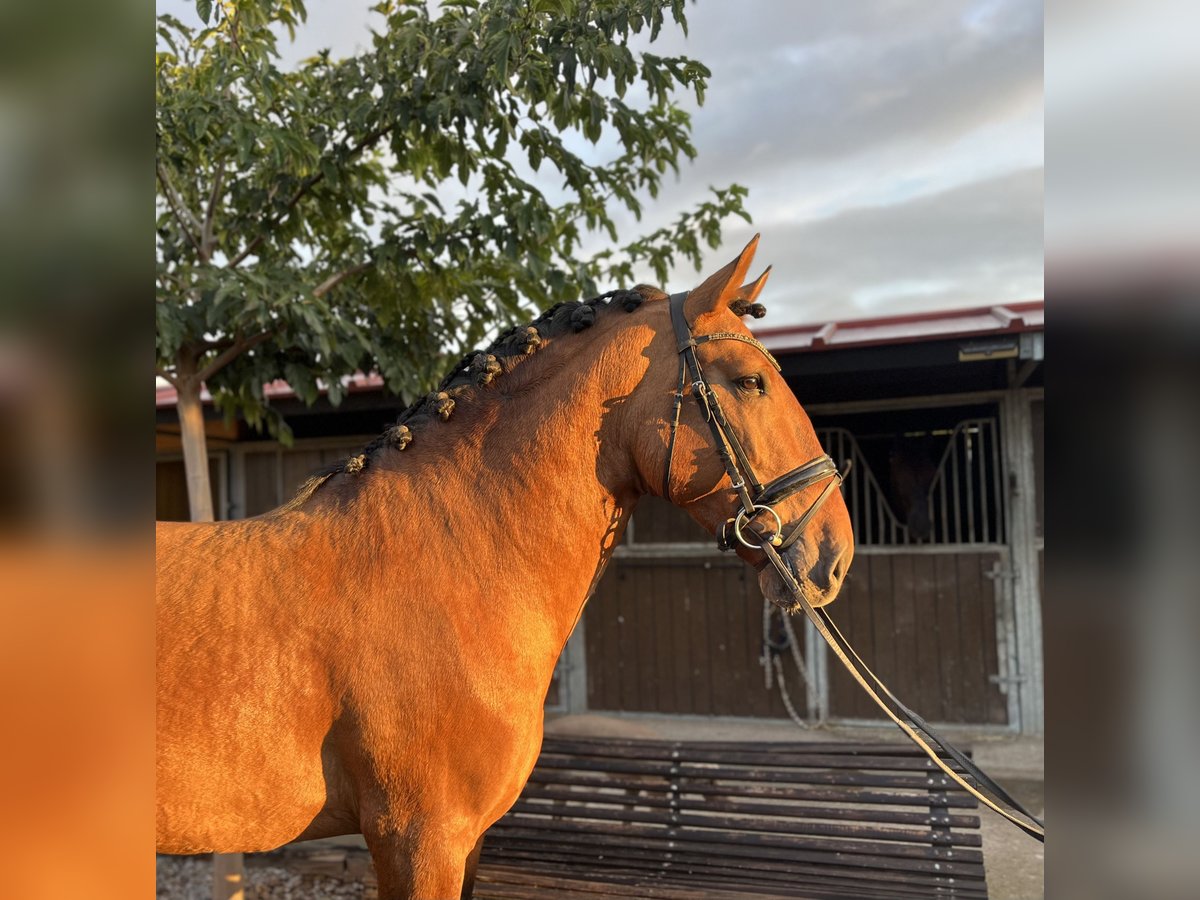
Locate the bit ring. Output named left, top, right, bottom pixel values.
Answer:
left=732, top=504, right=784, bottom=550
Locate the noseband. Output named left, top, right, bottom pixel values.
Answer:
left=662, top=291, right=842, bottom=555
left=658, top=290, right=1046, bottom=843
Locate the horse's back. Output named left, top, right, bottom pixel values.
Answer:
left=155, top=518, right=222, bottom=591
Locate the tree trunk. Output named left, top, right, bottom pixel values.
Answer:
left=212, top=852, right=245, bottom=900
left=175, top=375, right=215, bottom=523
left=173, top=370, right=243, bottom=898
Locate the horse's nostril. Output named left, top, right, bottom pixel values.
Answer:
left=832, top=554, right=848, bottom=585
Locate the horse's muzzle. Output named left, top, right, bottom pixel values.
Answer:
left=755, top=537, right=850, bottom=612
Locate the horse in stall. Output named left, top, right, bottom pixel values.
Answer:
left=156, top=237, right=854, bottom=898
left=888, top=434, right=940, bottom=542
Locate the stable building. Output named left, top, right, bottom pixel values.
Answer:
left=575, top=301, right=1044, bottom=734
left=156, top=300, right=1044, bottom=734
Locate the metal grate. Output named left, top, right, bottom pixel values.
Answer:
left=925, top=418, right=1007, bottom=545
left=818, top=418, right=1006, bottom=547
left=818, top=427, right=910, bottom=546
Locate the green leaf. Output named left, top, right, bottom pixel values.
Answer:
left=156, top=0, right=748, bottom=450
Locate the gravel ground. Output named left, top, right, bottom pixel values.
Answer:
left=156, top=856, right=366, bottom=900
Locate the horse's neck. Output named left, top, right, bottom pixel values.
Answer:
left=362, top=328, right=647, bottom=638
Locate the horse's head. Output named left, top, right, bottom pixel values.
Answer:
left=888, top=436, right=938, bottom=542
left=630, top=236, right=854, bottom=611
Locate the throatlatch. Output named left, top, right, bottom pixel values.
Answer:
left=664, top=291, right=1045, bottom=843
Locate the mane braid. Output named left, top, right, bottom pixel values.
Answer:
left=284, top=287, right=651, bottom=507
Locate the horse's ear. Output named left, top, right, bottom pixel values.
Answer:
left=730, top=266, right=771, bottom=318
left=740, top=266, right=771, bottom=303
left=683, top=234, right=760, bottom=326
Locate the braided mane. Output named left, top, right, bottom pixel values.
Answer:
left=279, top=286, right=660, bottom=511
left=278, top=277, right=770, bottom=512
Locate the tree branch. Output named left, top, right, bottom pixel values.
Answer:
left=156, top=160, right=206, bottom=260
left=312, top=260, right=374, bottom=298
left=202, top=160, right=225, bottom=260
left=196, top=329, right=274, bottom=384
left=156, top=365, right=179, bottom=387
left=225, top=122, right=395, bottom=270
left=222, top=2, right=247, bottom=64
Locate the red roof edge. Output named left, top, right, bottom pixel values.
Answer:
left=753, top=299, right=1043, bottom=353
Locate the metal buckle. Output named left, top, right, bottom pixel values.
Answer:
left=691, top=380, right=712, bottom=421
left=732, top=504, right=784, bottom=549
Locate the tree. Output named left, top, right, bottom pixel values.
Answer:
left=156, top=0, right=750, bottom=522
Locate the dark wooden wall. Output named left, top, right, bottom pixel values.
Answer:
left=825, top=550, right=1009, bottom=725
left=584, top=555, right=808, bottom=719
left=583, top=498, right=812, bottom=718
left=242, top=444, right=363, bottom=516
left=583, top=486, right=1011, bottom=724
left=155, top=458, right=221, bottom=521
left=155, top=441, right=367, bottom=522
left=584, top=548, right=1010, bottom=725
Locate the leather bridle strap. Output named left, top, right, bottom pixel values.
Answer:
left=662, top=292, right=842, bottom=553
left=760, top=540, right=1047, bottom=842
left=661, top=289, right=1046, bottom=844
left=759, top=457, right=843, bottom=550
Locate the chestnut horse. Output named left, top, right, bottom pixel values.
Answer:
left=156, top=237, right=854, bottom=898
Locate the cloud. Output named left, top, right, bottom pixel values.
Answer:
left=717, top=166, right=1044, bottom=325
left=606, top=0, right=1044, bottom=321
left=666, top=0, right=1042, bottom=173
left=156, top=0, right=1044, bottom=324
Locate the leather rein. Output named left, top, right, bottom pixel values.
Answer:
left=663, top=291, right=1046, bottom=843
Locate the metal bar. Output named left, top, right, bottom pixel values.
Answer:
left=889, top=473, right=898, bottom=545
left=979, top=420, right=992, bottom=542
left=965, top=426, right=976, bottom=544
left=615, top=544, right=724, bottom=559
left=855, top=544, right=1007, bottom=556
left=854, top=433, right=866, bottom=544
left=951, top=432, right=962, bottom=543
left=864, top=451, right=873, bottom=542
left=826, top=715, right=1018, bottom=734
left=991, top=550, right=1021, bottom=729
left=564, top=621, right=589, bottom=714
left=807, top=609, right=830, bottom=724
left=991, top=413, right=1007, bottom=544
left=938, top=456, right=950, bottom=545
left=1000, top=392, right=1045, bottom=734
left=927, top=431, right=957, bottom=545
left=877, top=489, right=888, bottom=548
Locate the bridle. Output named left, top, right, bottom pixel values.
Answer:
left=662, top=291, right=843, bottom=555
left=662, top=291, right=1046, bottom=843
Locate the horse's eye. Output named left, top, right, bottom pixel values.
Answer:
left=736, top=374, right=764, bottom=394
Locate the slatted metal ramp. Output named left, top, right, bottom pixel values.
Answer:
left=476, top=736, right=988, bottom=899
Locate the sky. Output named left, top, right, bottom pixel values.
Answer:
left=161, top=0, right=1044, bottom=327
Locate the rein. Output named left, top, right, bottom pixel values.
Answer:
left=663, top=291, right=1046, bottom=843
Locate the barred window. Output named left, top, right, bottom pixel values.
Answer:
left=815, top=407, right=1008, bottom=547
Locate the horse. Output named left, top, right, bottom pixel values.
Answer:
left=156, top=236, right=855, bottom=898
left=888, top=434, right=940, bottom=542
